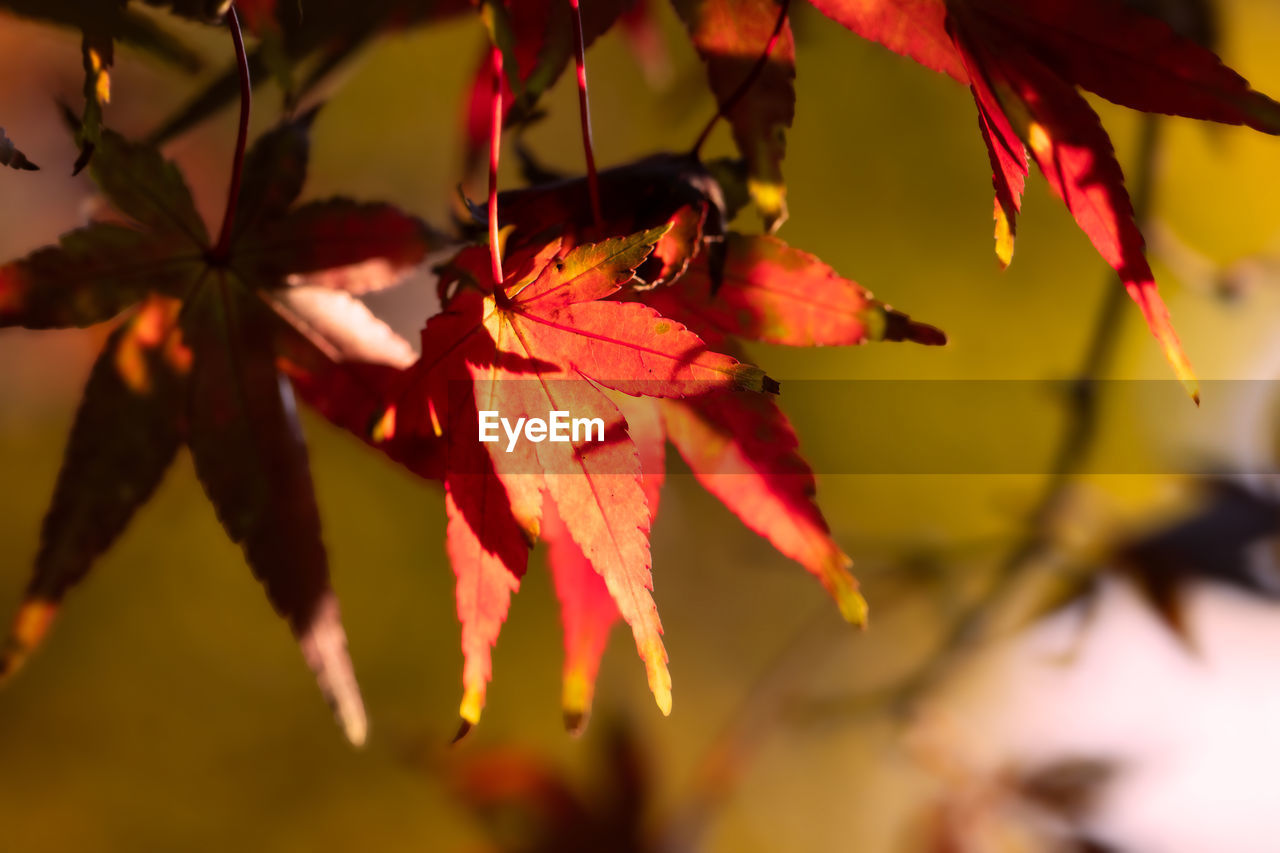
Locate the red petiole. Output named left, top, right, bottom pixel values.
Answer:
left=690, top=0, right=791, bottom=158
left=569, top=0, right=604, bottom=228
left=212, top=4, right=251, bottom=261
left=488, top=43, right=505, bottom=287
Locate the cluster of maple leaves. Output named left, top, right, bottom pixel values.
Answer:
left=1, top=0, right=1278, bottom=745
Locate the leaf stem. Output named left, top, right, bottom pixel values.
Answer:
left=690, top=0, right=791, bottom=158
left=569, top=0, right=604, bottom=228
left=212, top=4, right=251, bottom=260
left=488, top=43, right=505, bottom=286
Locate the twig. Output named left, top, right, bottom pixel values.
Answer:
left=663, top=602, right=845, bottom=853
left=888, top=114, right=1166, bottom=713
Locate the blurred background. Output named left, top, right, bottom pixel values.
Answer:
left=4, top=1, right=1280, bottom=850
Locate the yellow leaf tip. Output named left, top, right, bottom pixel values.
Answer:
left=344, top=716, right=369, bottom=748
left=0, top=598, right=58, bottom=686
left=642, top=639, right=672, bottom=717
left=371, top=405, right=397, bottom=443
left=654, top=683, right=673, bottom=717
left=458, top=686, right=484, bottom=727
left=1027, top=122, right=1052, bottom=155
left=822, top=560, right=868, bottom=627
left=838, top=590, right=870, bottom=628
left=994, top=206, right=1015, bottom=270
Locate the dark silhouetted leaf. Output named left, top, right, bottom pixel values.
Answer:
left=0, top=115, right=438, bottom=744
left=0, top=127, right=38, bottom=171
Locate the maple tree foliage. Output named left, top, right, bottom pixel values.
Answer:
left=0, top=109, right=438, bottom=745
left=0, top=0, right=1278, bottom=749
left=808, top=0, right=1280, bottom=400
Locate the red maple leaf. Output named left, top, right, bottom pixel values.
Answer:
left=302, top=215, right=944, bottom=732
left=313, top=226, right=774, bottom=732
left=532, top=229, right=945, bottom=727
left=807, top=0, right=1280, bottom=399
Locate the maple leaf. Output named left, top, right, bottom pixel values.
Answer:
left=525, top=231, right=945, bottom=724
left=333, top=226, right=774, bottom=733
left=307, top=218, right=944, bottom=732
left=639, top=231, right=948, bottom=347
left=807, top=0, right=1280, bottom=400
left=545, top=387, right=665, bottom=733
left=638, top=232, right=949, bottom=618
left=1117, top=480, right=1280, bottom=641
left=671, top=0, right=795, bottom=231
left=1122, top=0, right=1217, bottom=49
left=1038, top=479, right=1280, bottom=647
left=0, top=115, right=438, bottom=745
left=0, top=127, right=37, bottom=171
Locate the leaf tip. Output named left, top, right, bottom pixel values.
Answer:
left=1127, top=279, right=1199, bottom=405
left=451, top=718, right=474, bottom=745
left=371, top=405, right=397, bottom=443
left=654, top=684, right=672, bottom=717
left=71, top=142, right=94, bottom=177
left=881, top=308, right=948, bottom=346
left=824, top=561, right=869, bottom=628
left=0, top=598, right=58, bottom=686
left=562, top=670, right=594, bottom=735
left=459, top=686, right=485, bottom=729
left=642, top=639, right=672, bottom=717
left=735, top=364, right=780, bottom=395
left=563, top=709, right=588, bottom=735
left=994, top=201, right=1015, bottom=269
left=297, top=595, right=368, bottom=747
left=749, top=177, right=788, bottom=235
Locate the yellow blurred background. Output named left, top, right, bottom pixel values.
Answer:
left=4, top=2, right=1280, bottom=850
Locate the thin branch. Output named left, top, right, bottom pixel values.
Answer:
left=888, top=115, right=1167, bottom=713
left=488, top=42, right=505, bottom=286
left=664, top=602, right=844, bottom=853
left=690, top=0, right=791, bottom=157
left=212, top=4, right=251, bottom=260
left=569, top=0, right=603, bottom=228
